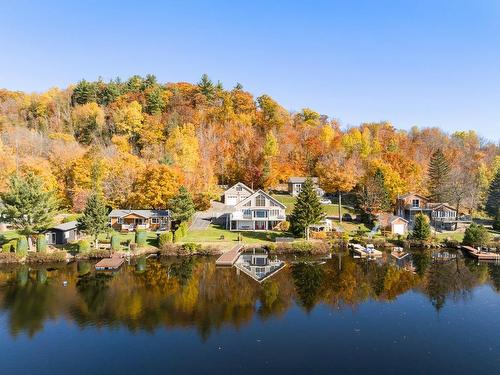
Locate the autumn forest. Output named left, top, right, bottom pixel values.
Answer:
left=0, top=74, right=498, bottom=215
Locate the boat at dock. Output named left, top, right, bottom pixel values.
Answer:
left=349, top=243, right=383, bottom=258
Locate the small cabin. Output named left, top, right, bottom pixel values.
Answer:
left=45, top=221, right=79, bottom=245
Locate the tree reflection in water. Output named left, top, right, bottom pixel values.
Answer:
left=0, top=251, right=499, bottom=338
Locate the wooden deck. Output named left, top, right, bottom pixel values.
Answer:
left=215, top=244, right=244, bottom=266
left=95, top=254, right=125, bottom=270
left=462, top=246, right=500, bottom=261
left=350, top=244, right=383, bottom=258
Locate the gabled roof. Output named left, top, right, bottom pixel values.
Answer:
left=378, top=213, right=408, bottom=227
left=224, top=182, right=254, bottom=194
left=108, top=209, right=171, bottom=218
left=288, top=176, right=319, bottom=184
left=50, top=221, right=78, bottom=231
left=398, top=192, right=428, bottom=200
left=426, top=203, right=456, bottom=211
left=235, top=189, right=286, bottom=209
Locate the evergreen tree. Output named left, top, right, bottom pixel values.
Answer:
left=412, top=213, right=431, bottom=240
left=197, top=74, right=215, bottom=102
left=71, top=79, right=98, bottom=105
left=0, top=173, right=58, bottom=235
left=290, top=178, right=325, bottom=237
left=145, top=86, right=166, bottom=115
left=77, top=191, right=109, bottom=248
left=169, top=186, right=195, bottom=223
left=485, top=169, right=500, bottom=217
left=493, top=208, right=500, bottom=231
left=427, top=148, right=450, bottom=202
left=463, top=223, right=490, bottom=247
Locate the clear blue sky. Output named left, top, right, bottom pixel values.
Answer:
left=1, top=0, right=499, bottom=141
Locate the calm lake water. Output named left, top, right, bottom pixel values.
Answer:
left=1, top=251, right=500, bottom=374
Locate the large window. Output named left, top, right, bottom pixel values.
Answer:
left=117, top=217, right=124, bottom=224
left=255, top=195, right=266, bottom=207
left=412, top=199, right=420, bottom=208
left=254, top=210, right=267, bottom=218
left=151, top=217, right=159, bottom=224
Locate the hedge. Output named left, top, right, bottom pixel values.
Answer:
left=16, top=237, right=28, bottom=256
left=135, top=230, right=147, bottom=248
left=111, top=235, right=121, bottom=251
left=36, top=235, right=47, bottom=253
left=159, top=232, right=173, bottom=247
left=78, top=240, right=91, bottom=253
left=173, top=222, right=189, bottom=243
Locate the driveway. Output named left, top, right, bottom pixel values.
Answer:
left=190, top=201, right=231, bottom=230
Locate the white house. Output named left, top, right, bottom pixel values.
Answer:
left=225, top=189, right=286, bottom=231
left=223, top=182, right=254, bottom=206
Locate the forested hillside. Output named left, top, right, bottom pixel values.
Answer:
left=0, top=74, right=498, bottom=214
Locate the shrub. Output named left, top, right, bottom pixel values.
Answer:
left=28, top=251, right=67, bottom=263
left=16, top=236, right=28, bottom=256
left=412, top=213, right=431, bottom=241
left=181, top=242, right=201, bottom=254
left=36, top=234, right=47, bottom=253
left=110, top=235, right=121, bottom=251
left=463, top=223, right=490, bottom=247
left=159, top=232, right=173, bottom=247
left=78, top=240, right=91, bottom=253
left=173, top=223, right=189, bottom=243
left=279, top=221, right=290, bottom=232
left=135, top=230, right=147, bottom=247
left=292, top=241, right=314, bottom=253
left=266, top=243, right=277, bottom=253
left=197, top=246, right=222, bottom=256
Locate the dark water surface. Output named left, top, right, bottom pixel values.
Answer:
left=1, top=251, right=500, bottom=374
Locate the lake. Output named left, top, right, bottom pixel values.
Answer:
left=1, top=251, right=500, bottom=374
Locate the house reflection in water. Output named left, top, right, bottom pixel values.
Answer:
left=235, top=249, right=285, bottom=282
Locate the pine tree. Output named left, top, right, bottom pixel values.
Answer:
left=290, top=178, right=325, bottom=237
left=0, top=173, right=58, bottom=235
left=169, top=186, right=195, bottom=223
left=493, top=208, right=500, bottom=231
left=412, top=213, right=431, bottom=240
left=485, top=169, right=500, bottom=217
left=197, top=74, right=215, bottom=102
left=428, top=148, right=450, bottom=202
left=77, top=191, right=109, bottom=248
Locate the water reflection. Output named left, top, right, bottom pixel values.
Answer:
left=0, top=250, right=499, bottom=339
left=235, top=249, right=285, bottom=282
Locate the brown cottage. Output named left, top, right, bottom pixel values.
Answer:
left=395, top=193, right=469, bottom=230
left=108, top=209, right=171, bottom=232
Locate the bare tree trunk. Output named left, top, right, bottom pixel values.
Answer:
left=338, top=191, right=342, bottom=222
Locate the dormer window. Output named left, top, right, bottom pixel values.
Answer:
left=412, top=199, right=419, bottom=208
left=255, top=195, right=266, bottom=207
left=236, top=186, right=242, bottom=191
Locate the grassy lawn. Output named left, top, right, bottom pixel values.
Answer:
left=271, top=194, right=356, bottom=217
left=183, top=224, right=288, bottom=246
left=435, top=231, right=465, bottom=242
left=97, top=231, right=159, bottom=247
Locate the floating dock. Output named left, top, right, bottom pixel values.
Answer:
left=95, top=254, right=125, bottom=270
left=215, top=244, right=244, bottom=266
left=350, top=243, right=383, bottom=258
left=461, top=246, right=500, bottom=261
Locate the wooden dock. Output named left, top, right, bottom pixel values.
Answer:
left=461, top=246, right=500, bottom=261
left=95, top=254, right=125, bottom=270
left=215, top=244, right=244, bottom=266
left=350, top=243, right=383, bottom=258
